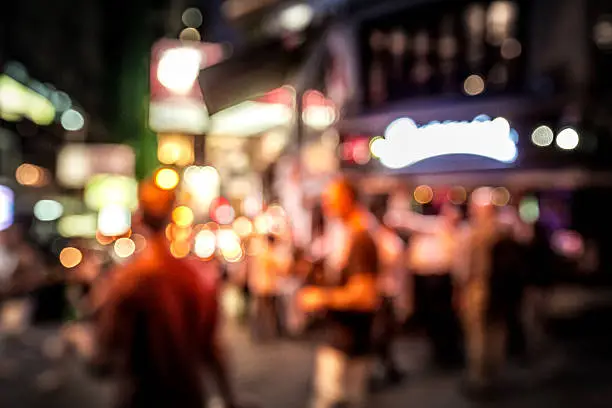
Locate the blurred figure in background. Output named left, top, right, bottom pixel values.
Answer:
left=300, top=178, right=379, bottom=408
left=370, top=194, right=405, bottom=387
left=88, top=179, right=245, bottom=408
left=389, top=202, right=465, bottom=368
left=249, top=234, right=289, bottom=341
left=460, top=190, right=525, bottom=398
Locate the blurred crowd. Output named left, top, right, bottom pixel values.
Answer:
left=0, top=176, right=560, bottom=408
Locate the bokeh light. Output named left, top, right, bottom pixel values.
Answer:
left=157, top=48, right=201, bottom=94
left=254, top=214, right=271, bottom=234
left=414, top=185, right=434, bottom=204
left=463, top=74, right=485, bottom=96
left=215, top=204, right=235, bottom=225
left=447, top=186, right=467, bottom=205
left=0, top=186, right=14, bottom=231
left=16, top=163, right=45, bottom=187
left=114, top=238, right=136, bottom=258
left=179, top=27, right=201, bottom=42
left=155, top=168, right=180, bottom=190
left=531, top=125, right=554, bottom=147
left=34, top=200, right=64, bottom=222
left=59, top=247, right=83, bottom=269
left=556, top=128, right=580, bottom=150
left=60, top=109, right=85, bottom=131
left=172, top=206, right=194, bottom=227
left=519, top=196, right=540, bottom=223
left=98, top=205, right=131, bottom=236
left=369, top=137, right=384, bottom=158
left=170, top=240, right=191, bottom=258
left=182, top=8, right=203, bottom=28
left=194, top=230, right=216, bottom=259
left=471, top=187, right=494, bottom=207
left=233, top=216, right=253, bottom=237
left=500, top=38, right=522, bottom=59
left=131, top=234, right=147, bottom=252
left=491, top=187, right=511, bottom=207
left=278, top=3, right=314, bottom=32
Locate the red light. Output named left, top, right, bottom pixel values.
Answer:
left=256, top=86, right=295, bottom=108
left=209, top=197, right=230, bottom=221
left=303, top=90, right=327, bottom=108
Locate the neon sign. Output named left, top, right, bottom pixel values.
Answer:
left=371, top=115, right=518, bottom=169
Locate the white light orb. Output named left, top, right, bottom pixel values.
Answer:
left=531, top=125, right=554, bottom=147
left=279, top=3, right=314, bottom=32
left=157, top=48, right=202, bottom=94
left=34, top=200, right=64, bottom=222
left=556, top=128, right=579, bottom=150
left=60, top=109, right=84, bottom=131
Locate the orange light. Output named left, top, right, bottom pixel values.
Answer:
left=172, top=206, right=194, bottom=227
left=491, top=187, right=511, bottom=207
left=414, top=185, right=434, bottom=205
left=96, top=230, right=115, bottom=246
left=170, top=240, right=191, bottom=258
left=233, top=216, right=253, bottom=237
left=16, top=163, right=45, bottom=187
left=155, top=168, right=180, bottom=190
left=59, top=247, right=83, bottom=268
left=448, top=186, right=467, bottom=205
left=114, top=238, right=136, bottom=258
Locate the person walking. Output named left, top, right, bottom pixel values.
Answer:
left=388, top=202, right=465, bottom=368
left=299, top=178, right=379, bottom=408
left=460, top=189, right=524, bottom=398
left=89, top=178, right=246, bottom=408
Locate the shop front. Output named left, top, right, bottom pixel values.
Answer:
left=331, top=0, right=612, bottom=278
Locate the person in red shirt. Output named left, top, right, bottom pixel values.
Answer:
left=91, top=179, right=244, bottom=408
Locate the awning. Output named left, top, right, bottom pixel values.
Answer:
left=198, top=37, right=321, bottom=115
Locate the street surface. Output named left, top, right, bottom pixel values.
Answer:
left=1, top=289, right=612, bottom=408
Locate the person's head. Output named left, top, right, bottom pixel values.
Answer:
left=137, top=179, right=176, bottom=233
left=322, top=177, right=359, bottom=222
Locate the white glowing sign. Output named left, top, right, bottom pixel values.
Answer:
left=373, top=115, right=518, bottom=169
left=0, top=186, right=14, bottom=231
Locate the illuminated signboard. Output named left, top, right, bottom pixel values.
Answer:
left=0, top=186, right=14, bottom=231
left=57, top=144, right=135, bottom=188
left=371, top=115, right=518, bottom=169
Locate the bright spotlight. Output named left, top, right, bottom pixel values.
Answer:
left=279, top=3, right=314, bottom=32
left=556, top=128, right=580, bottom=150
left=157, top=48, right=202, bottom=94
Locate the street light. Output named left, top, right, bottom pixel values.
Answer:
left=157, top=48, right=202, bottom=94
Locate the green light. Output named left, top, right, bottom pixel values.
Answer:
left=519, top=197, right=540, bottom=224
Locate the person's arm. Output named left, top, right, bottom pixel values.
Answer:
left=322, top=273, right=378, bottom=311
left=384, top=210, right=440, bottom=234
left=302, top=231, right=379, bottom=312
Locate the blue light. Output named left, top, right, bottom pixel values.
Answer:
left=473, top=114, right=491, bottom=122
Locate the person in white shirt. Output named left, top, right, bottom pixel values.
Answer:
left=387, top=202, right=465, bottom=368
